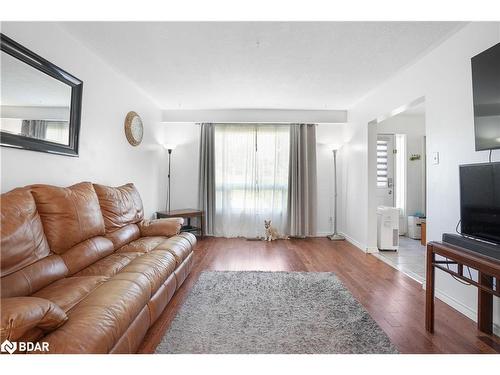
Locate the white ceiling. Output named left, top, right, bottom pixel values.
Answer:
left=61, top=22, right=464, bottom=110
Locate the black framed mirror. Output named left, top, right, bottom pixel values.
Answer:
left=0, top=33, right=83, bottom=156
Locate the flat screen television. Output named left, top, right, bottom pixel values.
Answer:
left=471, top=42, right=500, bottom=151
left=460, top=162, right=500, bottom=245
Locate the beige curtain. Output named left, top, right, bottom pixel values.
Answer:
left=21, top=120, right=48, bottom=139
left=198, top=123, right=216, bottom=236
left=287, top=124, right=317, bottom=237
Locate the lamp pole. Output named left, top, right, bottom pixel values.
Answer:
left=328, top=149, right=345, bottom=241
left=167, top=148, right=172, bottom=213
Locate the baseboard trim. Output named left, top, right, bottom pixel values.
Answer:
left=422, top=278, right=500, bottom=336
left=338, top=232, right=376, bottom=254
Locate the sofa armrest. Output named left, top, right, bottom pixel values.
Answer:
left=138, top=218, right=184, bottom=237
left=1, top=297, right=68, bottom=342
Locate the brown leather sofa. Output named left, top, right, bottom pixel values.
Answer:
left=0, top=182, right=196, bottom=353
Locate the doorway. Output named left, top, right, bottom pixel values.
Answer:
left=371, top=99, right=427, bottom=283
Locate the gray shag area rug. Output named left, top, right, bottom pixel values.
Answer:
left=156, top=271, right=398, bottom=354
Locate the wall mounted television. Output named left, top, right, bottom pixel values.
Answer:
left=460, top=162, right=500, bottom=245
left=471, top=42, right=500, bottom=151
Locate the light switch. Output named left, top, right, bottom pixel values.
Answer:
left=432, top=152, right=439, bottom=165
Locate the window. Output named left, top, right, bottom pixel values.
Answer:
left=45, top=121, right=70, bottom=144
left=0, top=118, right=69, bottom=145
left=377, top=139, right=389, bottom=187
left=214, top=124, right=290, bottom=238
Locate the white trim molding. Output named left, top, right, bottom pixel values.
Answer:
left=161, top=109, right=348, bottom=124
left=340, top=232, right=379, bottom=253
left=423, top=284, right=500, bottom=337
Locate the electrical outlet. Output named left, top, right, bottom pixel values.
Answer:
left=432, top=152, right=439, bottom=165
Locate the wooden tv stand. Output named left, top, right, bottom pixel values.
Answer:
left=425, top=241, right=500, bottom=335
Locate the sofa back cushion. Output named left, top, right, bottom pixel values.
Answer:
left=1, top=188, right=68, bottom=297
left=93, top=183, right=144, bottom=232
left=1, top=188, right=51, bottom=277
left=30, top=182, right=105, bottom=254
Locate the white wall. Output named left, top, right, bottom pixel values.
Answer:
left=160, top=123, right=200, bottom=211
left=316, top=124, right=350, bottom=235
left=338, top=22, right=500, bottom=330
left=0, top=22, right=164, bottom=218
left=337, top=123, right=370, bottom=250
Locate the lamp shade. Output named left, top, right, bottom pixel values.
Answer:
left=163, top=143, right=177, bottom=151
left=327, top=143, right=338, bottom=152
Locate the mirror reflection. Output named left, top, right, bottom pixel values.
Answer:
left=1, top=51, right=72, bottom=145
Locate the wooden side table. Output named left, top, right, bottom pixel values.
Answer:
left=420, top=220, right=427, bottom=246
left=156, top=209, right=204, bottom=239
left=425, top=241, right=500, bottom=334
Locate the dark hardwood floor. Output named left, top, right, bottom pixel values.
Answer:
left=137, top=237, right=500, bottom=354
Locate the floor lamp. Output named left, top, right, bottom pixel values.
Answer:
left=163, top=144, right=176, bottom=213
left=328, top=148, right=345, bottom=241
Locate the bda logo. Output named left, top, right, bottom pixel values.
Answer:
left=1, top=339, right=17, bottom=354
left=0, top=339, right=49, bottom=353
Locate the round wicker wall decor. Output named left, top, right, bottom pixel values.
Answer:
left=124, top=111, right=144, bottom=146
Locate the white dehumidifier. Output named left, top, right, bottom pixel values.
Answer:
left=377, top=206, right=400, bottom=251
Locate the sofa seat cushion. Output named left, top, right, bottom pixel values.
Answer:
left=116, top=236, right=166, bottom=254
left=118, top=250, right=176, bottom=296
left=156, top=233, right=195, bottom=266
left=32, top=276, right=107, bottom=312
left=105, top=224, right=140, bottom=250
left=74, top=252, right=142, bottom=278
left=61, top=237, right=115, bottom=276
left=41, top=273, right=151, bottom=353
left=1, top=254, right=68, bottom=298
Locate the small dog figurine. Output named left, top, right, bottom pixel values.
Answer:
left=264, top=220, right=289, bottom=241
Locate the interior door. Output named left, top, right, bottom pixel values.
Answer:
left=376, top=134, right=395, bottom=207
